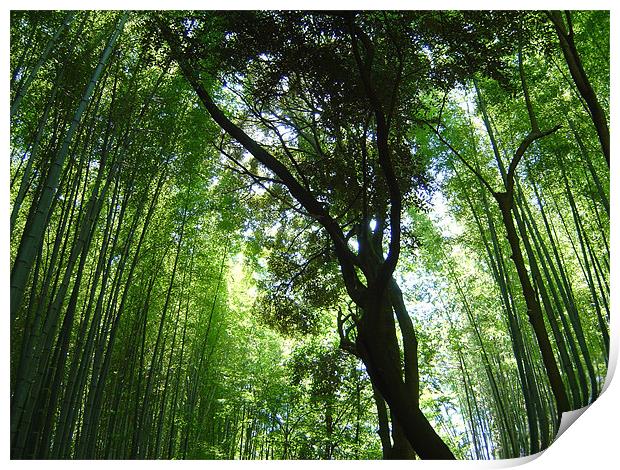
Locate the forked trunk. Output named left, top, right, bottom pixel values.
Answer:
left=355, top=289, right=455, bottom=459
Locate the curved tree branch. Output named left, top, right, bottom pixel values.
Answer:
left=159, top=18, right=366, bottom=303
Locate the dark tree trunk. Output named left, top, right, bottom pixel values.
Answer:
left=372, top=386, right=393, bottom=458
left=495, top=191, right=570, bottom=415
left=390, top=415, right=417, bottom=459
left=355, top=291, right=455, bottom=459
left=549, top=11, right=609, bottom=166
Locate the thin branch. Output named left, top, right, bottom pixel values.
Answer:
left=382, top=12, right=405, bottom=131
left=214, top=142, right=310, bottom=217
left=227, top=84, right=314, bottom=192
left=564, top=10, right=574, bottom=37
left=258, top=115, right=312, bottom=192
left=473, top=77, right=505, bottom=178
left=337, top=305, right=358, bottom=356
left=506, top=125, right=561, bottom=194
left=361, top=111, right=371, bottom=222
left=278, top=245, right=330, bottom=295
left=436, top=90, right=449, bottom=134
left=518, top=47, right=540, bottom=133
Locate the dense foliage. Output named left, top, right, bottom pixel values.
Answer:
left=10, top=10, right=609, bottom=460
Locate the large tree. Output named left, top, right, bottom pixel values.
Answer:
left=157, top=10, right=529, bottom=459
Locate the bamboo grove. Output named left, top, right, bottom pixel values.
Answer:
left=9, top=10, right=609, bottom=460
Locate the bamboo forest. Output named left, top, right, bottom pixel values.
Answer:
left=9, top=10, right=610, bottom=460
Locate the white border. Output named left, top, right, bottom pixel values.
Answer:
left=3, top=2, right=617, bottom=469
